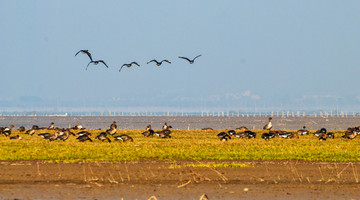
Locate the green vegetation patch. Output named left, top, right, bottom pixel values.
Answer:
left=0, top=129, right=359, bottom=162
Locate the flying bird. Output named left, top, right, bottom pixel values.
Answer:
left=178, top=55, right=202, bottom=64
left=86, top=60, right=109, bottom=70
left=75, top=50, right=93, bottom=61
left=119, top=62, right=140, bottom=72
left=147, top=59, right=171, bottom=66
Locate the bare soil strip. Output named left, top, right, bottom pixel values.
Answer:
left=1, top=160, right=360, bottom=199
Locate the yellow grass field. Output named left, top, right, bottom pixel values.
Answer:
left=1, top=129, right=359, bottom=162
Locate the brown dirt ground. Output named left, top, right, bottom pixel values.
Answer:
left=1, top=160, right=360, bottom=199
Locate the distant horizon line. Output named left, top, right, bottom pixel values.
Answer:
left=1, top=106, right=360, bottom=116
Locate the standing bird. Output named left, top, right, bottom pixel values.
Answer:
left=263, top=117, right=273, bottom=130
left=106, top=121, right=117, bottom=135
left=178, top=55, right=202, bottom=64
left=106, top=126, right=117, bottom=135
left=147, top=59, right=171, bottom=66
left=142, top=124, right=155, bottom=137
left=110, top=121, right=117, bottom=129
left=162, top=122, right=169, bottom=130
left=75, top=50, right=93, bottom=61
left=86, top=60, right=109, bottom=70
left=119, top=62, right=140, bottom=72
left=48, top=122, right=55, bottom=130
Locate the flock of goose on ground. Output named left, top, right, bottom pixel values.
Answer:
left=215, top=117, right=360, bottom=141
left=75, top=49, right=202, bottom=72
left=0, top=121, right=172, bottom=142
left=1, top=117, right=359, bottom=142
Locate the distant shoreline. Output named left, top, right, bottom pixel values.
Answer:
left=1, top=115, right=359, bottom=130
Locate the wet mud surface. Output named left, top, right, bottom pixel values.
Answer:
left=1, top=115, right=360, bottom=130
left=1, top=160, right=360, bottom=199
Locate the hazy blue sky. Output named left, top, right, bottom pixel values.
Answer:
left=1, top=1, right=359, bottom=112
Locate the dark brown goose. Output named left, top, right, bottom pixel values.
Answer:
left=106, top=127, right=117, bottom=135
left=75, top=50, right=93, bottom=61
left=147, top=59, right=171, bottom=66
left=10, top=135, right=22, bottom=140
left=261, top=132, right=276, bottom=140
left=86, top=60, right=109, bottom=70
left=217, top=132, right=231, bottom=140
left=38, top=132, right=51, bottom=139
left=342, top=127, right=360, bottom=139
left=77, top=131, right=91, bottom=136
left=114, top=134, right=134, bottom=142
left=313, top=128, right=327, bottom=137
left=236, top=126, right=249, bottom=131
left=155, top=125, right=172, bottom=138
left=56, top=129, right=74, bottom=141
left=32, top=125, right=40, bottom=130
left=278, top=131, right=299, bottom=139
left=76, top=134, right=92, bottom=142
left=142, top=124, right=155, bottom=137
left=178, top=55, right=201, bottom=64
left=38, top=132, right=59, bottom=141
left=297, top=126, right=309, bottom=135
left=2, top=125, right=14, bottom=136
left=18, top=126, right=26, bottom=132
left=155, top=131, right=171, bottom=138
left=71, top=124, right=85, bottom=130
left=119, top=62, right=140, bottom=72
left=95, top=132, right=111, bottom=142
left=25, top=129, right=36, bottom=136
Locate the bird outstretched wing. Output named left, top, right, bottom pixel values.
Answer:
left=86, top=61, right=93, bottom=70
left=75, top=50, right=82, bottom=56
left=193, top=54, right=202, bottom=60
left=99, top=60, right=109, bottom=68
left=131, top=62, right=140, bottom=66
left=161, top=60, right=171, bottom=64
left=178, top=56, right=191, bottom=62
left=75, top=50, right=93, bottom=61
left=147, top=60, right=157, bottom=64
left=119, top=65, right=126, bottom=72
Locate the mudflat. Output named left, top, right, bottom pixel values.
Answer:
left=1, top=160, right=360, bottom=199
left=1, top=115, right=360, bottom=130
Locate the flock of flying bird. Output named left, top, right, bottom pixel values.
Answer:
left=1, top=118, right=360, bottom=142
left=75, top=49, right=202, bottom=72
